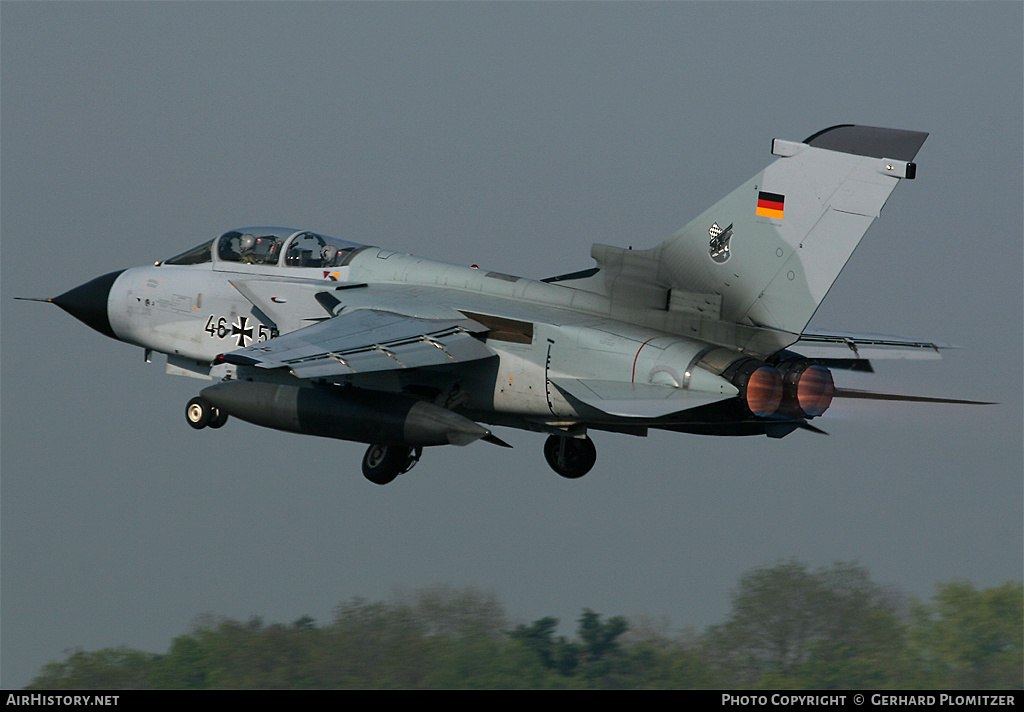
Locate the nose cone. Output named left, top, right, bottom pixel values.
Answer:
left=51, top=269, right=125, bottom=339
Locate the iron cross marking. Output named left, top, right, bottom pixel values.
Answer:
left=231, top=316, right=254, bottom=347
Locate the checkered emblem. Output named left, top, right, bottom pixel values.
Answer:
left=709, top=222, right=733, bottom=263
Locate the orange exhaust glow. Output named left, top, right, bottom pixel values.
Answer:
left=780, top=362, right=835, bottom=417
left=796, top=364, right=835, bottom=416
left=745, top=365, right=783, bottom=417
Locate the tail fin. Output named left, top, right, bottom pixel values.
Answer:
left=593, top=125, right=927, bottom=334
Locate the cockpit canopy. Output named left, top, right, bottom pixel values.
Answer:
left=163, top=228, right=368, bottom=269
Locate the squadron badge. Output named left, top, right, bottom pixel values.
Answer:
left=709, top=222, right=734, bottom=263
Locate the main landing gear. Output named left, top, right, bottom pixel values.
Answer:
left=185, top=396, right=228, bottom=429
left=543, top=434, right=597, bottom=479
left=362, top=444, right=423, bottom=486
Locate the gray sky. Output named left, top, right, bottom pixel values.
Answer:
left=2, top=1, right=1021, bottom=688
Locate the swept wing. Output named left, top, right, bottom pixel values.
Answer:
left=221, top=308, right=494, bottom=379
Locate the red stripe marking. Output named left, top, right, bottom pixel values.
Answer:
left=632, top=336, right=660, bottom=383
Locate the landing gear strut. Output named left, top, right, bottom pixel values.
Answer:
left=186, top=396, right=227, bottom=430
left=362, top=444, right=422, bottom=485
left=543, top=434, right=597, bottom=479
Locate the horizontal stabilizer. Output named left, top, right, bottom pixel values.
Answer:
left=551, top=378, right=736, bottom=419
left=805, top=357, right=874, bottom=372
left=795, top=329, right=949, bottom=360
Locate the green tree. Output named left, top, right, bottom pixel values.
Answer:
left=27, top=647, right=156, bottom=690
left=27, top=576, right=1020, bottom=690
left=574, top=609, right=630, bottom=686
left=703, top=560, right=908, bottom=688
left=619, top=618, right=720, bottom=689
left=150, top=633, right=211, bottom=689
left=509, top=616, right=579, bottom=676
left=911, top=580, right=1023, bottom=689
left=395, top=583, right=508, bottom=639
left=323, top=597, right=431, bottom=688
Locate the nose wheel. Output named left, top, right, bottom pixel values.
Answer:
left=185, top=396, right=227, bottom=429
left=543, top=434, right=597, bottom=479
left=362, top=444, right=422, bottom=485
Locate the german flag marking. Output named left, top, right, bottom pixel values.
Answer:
left=756, top=191, right=785, bottom=219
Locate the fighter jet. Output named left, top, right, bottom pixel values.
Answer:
left=26, top=125, right=988, bottom=484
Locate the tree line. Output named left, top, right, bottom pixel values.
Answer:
left=28, top=561, right=1022, bottom=689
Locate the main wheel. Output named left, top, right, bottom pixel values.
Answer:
left=208, top=407, right=228, bottom=429
left=186, top=396, right=212, bottom=429
left=361, top=444, right=422, bottom=485
left=543, top=434, right=597, bottom=479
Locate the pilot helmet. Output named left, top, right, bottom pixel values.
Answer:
left=238, top=233, right=256, bottom=253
